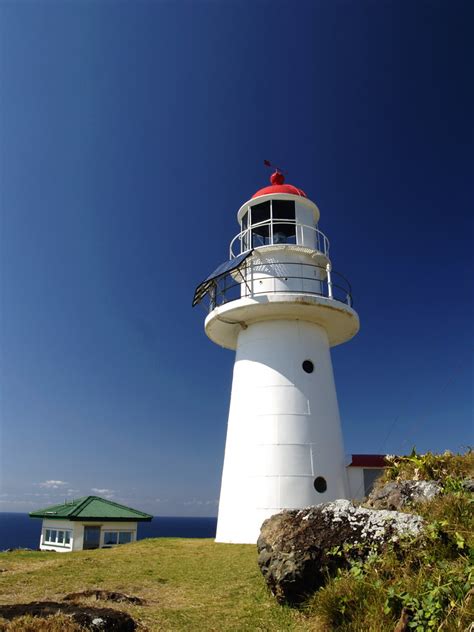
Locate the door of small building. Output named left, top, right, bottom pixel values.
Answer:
left=83, top=526, right=101, bottom=549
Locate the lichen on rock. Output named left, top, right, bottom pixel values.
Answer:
left=365, top=480, right=442, bottom=511
left=257, top=500, right=424, bottom=605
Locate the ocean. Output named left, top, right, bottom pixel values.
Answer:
left=0, top=513, right=217, bottom=551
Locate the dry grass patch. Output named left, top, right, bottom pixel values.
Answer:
left=0, top=614, right=83, bottom=631
left=0, top=539, right=308, bottom=631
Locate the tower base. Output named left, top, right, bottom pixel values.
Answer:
left=215, top=319, right=349, bottom=544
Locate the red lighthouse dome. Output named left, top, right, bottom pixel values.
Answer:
left=252, top=170, right=307, bottom=199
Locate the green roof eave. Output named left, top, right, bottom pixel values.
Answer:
left=28, top=496, right=153, bottom=522
left=68, top=516, right=152, bottom=522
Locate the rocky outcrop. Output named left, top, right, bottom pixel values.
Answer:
left=0, top=602, right=136, bottom=631
left=462, top=478, right=474, bottom=493
left=257, top=500, right=424, bottom=605
left=366, top=480, right=442, bottom=510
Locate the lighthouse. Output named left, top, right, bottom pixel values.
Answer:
left=193, top=169, right=360, bottom=544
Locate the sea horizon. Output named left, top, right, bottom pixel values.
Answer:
left=0, top=512, right=218, bottom=551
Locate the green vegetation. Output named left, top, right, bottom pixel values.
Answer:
left=381, top=448, right=474, bottom=487
left=306, top=449, right=474, bottom=631
left=0, top=539, right=307, bottom=631
left=0, top=450, right=472, bottom=631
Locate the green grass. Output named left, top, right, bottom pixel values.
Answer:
left=0, top=539, right=314, bottom=631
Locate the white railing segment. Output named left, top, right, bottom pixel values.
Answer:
left=229, top=219, right=330, bottom=259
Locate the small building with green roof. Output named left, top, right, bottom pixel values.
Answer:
left=29, top=496, right=153, bottom=552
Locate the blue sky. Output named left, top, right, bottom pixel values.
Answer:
left=1, top=0, right=472, bottom=516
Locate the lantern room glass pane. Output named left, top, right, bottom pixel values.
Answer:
left=250, top=201, right=270, bottom=246
left=272, top=200, right=296, bottom=244
left=251, top=201, right=270, bottom=225
left=272, top=200, right=295, bottom=220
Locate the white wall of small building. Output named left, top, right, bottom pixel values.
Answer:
left=346, top=467, right=365, bottom=500
left=40, top=519, right=138, bottom=552
left=346, top=466, right=385, bottom=500
left=39, top=519, right=81, bottom=552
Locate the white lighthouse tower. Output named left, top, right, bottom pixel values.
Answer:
left=193, top=169, right=360, bottom=544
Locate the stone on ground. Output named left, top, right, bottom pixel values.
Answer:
left=257, top=500, right=424, bottom=605
left=365, top=480, right=442, bottom=510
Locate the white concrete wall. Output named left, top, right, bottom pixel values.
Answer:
left=346, top=467, right=385, bottom=500
left=39, top=520, right=137, bottom=552
left=346, top=467, right=365, bottom=501
left=215, top=319, right=348, bottom=544
left=40, top=519, right=78, bottom=552
left=241, top=249, right=325, bottom=299
left=75, top=521, right=137, bottom=550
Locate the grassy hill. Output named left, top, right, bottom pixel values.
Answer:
left=0, top=450, right=472, bottom=631
left=0, top=538, right=309, bottom=631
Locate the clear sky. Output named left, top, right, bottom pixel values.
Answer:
left=1, top=0, right=472, bottom=516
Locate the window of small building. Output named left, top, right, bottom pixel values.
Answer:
left=103, top=530, right=133, bottom=546
left=104, top=531, right=118, bottom=545
left=44, top=528, right=72, bottom=546
left=363, top=468, right=384, bottom=496
left=118, top=532, right=132, bottom=544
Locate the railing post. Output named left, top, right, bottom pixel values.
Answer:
left=326, top=263, right=333, bottom=299
left=210, top=283, right=216, bottom=311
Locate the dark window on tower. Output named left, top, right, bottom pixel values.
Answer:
left=314, top=476, right=327, bottom=493
left=272, top=200, right=296, bottom=244
left=250, top=201, right=271, bottom=246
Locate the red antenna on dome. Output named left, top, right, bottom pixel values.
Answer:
left=263, top=160, right=285, bottom=185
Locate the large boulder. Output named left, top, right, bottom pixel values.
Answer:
left=365, top=480, right=442, bottom=510
left=257, top=499, right=424, bottom=605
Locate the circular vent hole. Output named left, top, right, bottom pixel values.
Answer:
left=302, top=360, right=314, bottom=373
left=314, top=477, right=327, bottom=493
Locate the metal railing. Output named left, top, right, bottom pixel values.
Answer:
left=229, top=219, right=330, bottom=259
left=203, top=260, right=353, bottom=313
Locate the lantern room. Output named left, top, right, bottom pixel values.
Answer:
left=230, top=172, right=327, bottom=258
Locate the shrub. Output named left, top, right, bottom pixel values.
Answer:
left=303, top=450, right=474, bottom=631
